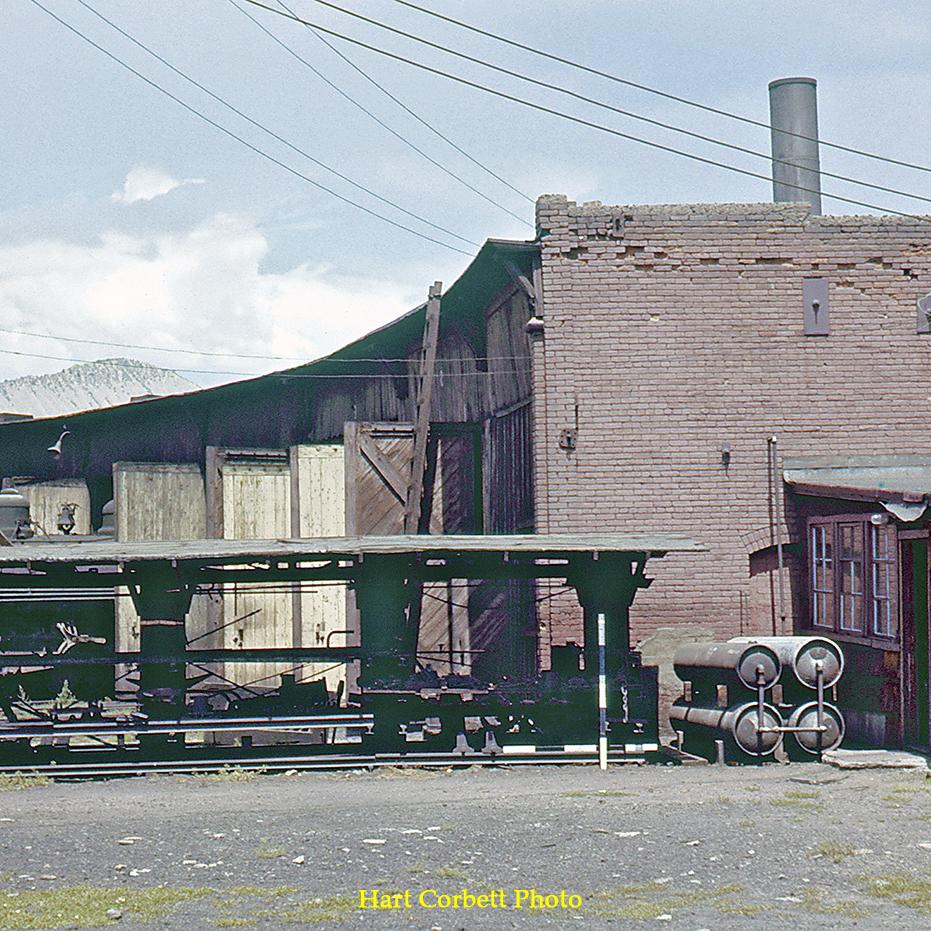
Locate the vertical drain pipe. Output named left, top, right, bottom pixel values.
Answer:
left=768, top=77, right=822, bottom=215
left=769, top=436, right=787, bottom=633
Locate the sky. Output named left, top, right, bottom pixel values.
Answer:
left=2, top=0, right=930, bottom=387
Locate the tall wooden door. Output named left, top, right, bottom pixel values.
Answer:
left=344, top=423, right=475, bottom=675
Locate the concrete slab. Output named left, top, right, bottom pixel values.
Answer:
left=823, top=748, right=928, bottom=771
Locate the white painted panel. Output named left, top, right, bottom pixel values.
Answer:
left=221, top=461, right=292, bottom=686
left=111, top=464, right=209, bottom=692
left=291, top=445, right=347, bottom=693
left=19, top=480, right=91, bottom=536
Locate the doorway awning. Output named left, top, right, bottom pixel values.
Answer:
left=784, top=455, right=931, bottom=521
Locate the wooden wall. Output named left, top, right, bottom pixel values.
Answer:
left=290, top=444, right=347, bottom=692
left=19, top=479, right=92, bottom=536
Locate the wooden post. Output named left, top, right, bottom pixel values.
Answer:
left=404, top=282, right=442, bottom=534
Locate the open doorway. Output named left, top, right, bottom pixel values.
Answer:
left=901, top=536, right=929, bottom=750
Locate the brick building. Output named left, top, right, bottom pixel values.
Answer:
left=531, top=195, right=931, bottom=746
left=2, top=193, right=930, bottom=749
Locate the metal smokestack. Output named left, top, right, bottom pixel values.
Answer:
left=768, top=77, right=822, bottom=215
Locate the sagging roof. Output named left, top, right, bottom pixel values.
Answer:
left=1, top=238, right=537, bottom=428
left=784, top=455, right=931, bottom=520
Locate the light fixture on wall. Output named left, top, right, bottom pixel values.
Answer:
left=869, top=512, right=890, bottom=526
left=721, top=443, right=732, bottom=471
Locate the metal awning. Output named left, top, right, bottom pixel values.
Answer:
left=784, top=455, right=931, bottom=519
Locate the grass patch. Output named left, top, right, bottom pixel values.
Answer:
left=561, top=789, right=632, bottom=798
left=435, top=866, right=469, bottom=881
left=770, top=790, right=822, bottom=811
left=0, top=885, right=210, bottom=929
left=279, top=894, right=361, bottom=924
left=816, top=840, right=860, bottom=864
left=200, top=766, right=265, bottom=784
left=795, top=886, right=871, bottom=918
left=716, top=901, right=769, bottom=916
left=585, top=883, right=742, bottom=920
left=407, top=862, right=428, bottom=875
left=0, top=774, right=52, bottom=792
left=254, top=846, right=287, bottom=860
left=861, top=873, right=931, bottom=913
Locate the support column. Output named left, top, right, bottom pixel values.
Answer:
left=353, top=555, right=417, bottom=686
left=128, top=566, right=196, bottom=720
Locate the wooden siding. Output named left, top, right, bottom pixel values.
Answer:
left=112, top=464, right=210, bottom=684
left=18, top=479, right=92, bottom=536
left=217, top=453, right=292, bottom=686
left=290, top=444, right=347, bottom=692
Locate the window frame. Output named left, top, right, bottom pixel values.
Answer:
left=806, top=514, right=899, bottom=643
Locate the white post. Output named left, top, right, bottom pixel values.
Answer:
left=597, top=611, right=608, bottom=771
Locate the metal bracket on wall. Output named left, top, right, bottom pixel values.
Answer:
left=559, top=428, right=577, bottom=451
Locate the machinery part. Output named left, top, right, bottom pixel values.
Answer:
left=787, top=700, right=845, bottom=754
left=670, top=699, right=783, bottom=757
left=730, top=636, right=843, bottom=689
left=674, top=641, right=781, bottom=690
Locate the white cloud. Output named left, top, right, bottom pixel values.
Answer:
left=111, top=165, right=205, bottom=205
left=0, top=214, right=418, bottom=386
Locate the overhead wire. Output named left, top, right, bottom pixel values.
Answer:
left=73, top=0, right=478, bottom=247
left=274, top=0, right=532, bottom=204
left=286, top=0, right=931, bottom=209
left=0, top=325, right=531, bottom=364
left=26, top=0, right=474, bottom=256
left=244, top=1, right=931, bottom=223
left=0, top=345, right=525, bottom=379
left=227, top=0, right=529, bottom=223
left=385, top=0, right=931, bottom=176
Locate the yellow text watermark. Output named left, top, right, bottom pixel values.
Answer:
left=358, top=888, right=582, bottom=910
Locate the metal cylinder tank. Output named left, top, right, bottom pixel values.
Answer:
left=787, top=701, right=845, bottom=754
left=768, top=77, right=822, bottom=215
left=730, top=636, right=843, bottom=689
left=670, top=699, right=783, bottom=756
left=674, top=641, right=781, bottom=690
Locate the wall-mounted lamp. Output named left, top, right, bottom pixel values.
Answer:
left=48, top=425, right=71, bottom=458
left=869, top=512, right=890, bottom=527
left=721, top=443, right=732, bottom=471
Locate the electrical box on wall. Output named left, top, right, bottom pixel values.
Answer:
left=803, top=278, right=829, bottom=335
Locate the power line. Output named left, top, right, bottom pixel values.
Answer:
left=26, top=0, right=473, bottom=256
left=74, top=0, right=478, bottom=248
left=228, top=0, right=529, bottom=224
left=0, top=325, right=530, bottom=365
left=244, top=1, right=931, bottom=224
left=386, top=0, right=931, bottom=177
left=274, top=0, right=531, bottom=205
left=0, top=345, right=525, bottom=379
left=293, top=0, right=931, bottom=208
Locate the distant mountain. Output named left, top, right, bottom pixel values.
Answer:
left=0, top=358, right=200, bottom=419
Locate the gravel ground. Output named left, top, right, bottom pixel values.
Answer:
left=0, top=759, right=929, bottom=929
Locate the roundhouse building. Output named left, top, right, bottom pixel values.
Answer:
left=2, top=193, right=930, bottom=750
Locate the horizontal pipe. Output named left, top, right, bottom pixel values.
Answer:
left=670, top=699, right=783, bottom=756
left=729, top=636, right=843, bottom=689
left=674, top=641, right=781, bottom=690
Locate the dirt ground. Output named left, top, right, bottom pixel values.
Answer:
left=0, top=759, right=929, bottom=929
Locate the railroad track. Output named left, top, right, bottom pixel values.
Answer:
left=0, top=747, right=649, bottom=779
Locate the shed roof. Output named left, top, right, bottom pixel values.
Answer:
left=784, top=455, right=931, bottom=505
left=0, top=532, right=704, bottom=568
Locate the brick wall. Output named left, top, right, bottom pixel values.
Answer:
left=532, top=195, right=931, bottom=655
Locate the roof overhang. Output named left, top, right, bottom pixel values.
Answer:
left=784, top=455, right=931, bottom=519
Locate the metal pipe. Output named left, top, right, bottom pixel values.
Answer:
left=674, top=641, right=781, bottom=690
left=769, top=77, right=822, bottom=214
left=769, top=436, right=787, bottom=632
left=730, top=636, right=843, bottom=689
left=670, top=699, right=784, bottom=756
